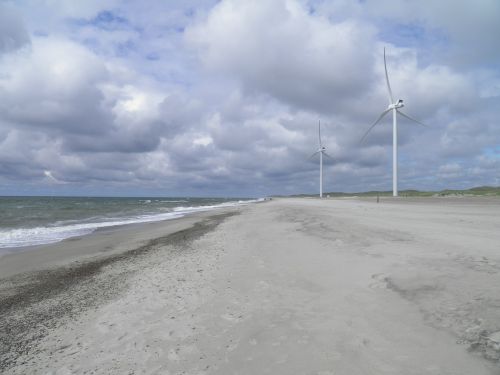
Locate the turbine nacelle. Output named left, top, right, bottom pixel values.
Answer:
left=313, top=146, right=327, bottom=155
left=388, top=99, right=404, bottom=110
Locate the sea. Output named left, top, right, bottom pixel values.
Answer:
left=0, top=196, right=262, bottom=250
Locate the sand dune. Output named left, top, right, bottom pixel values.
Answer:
left=1, top=197, right=500, bottom=374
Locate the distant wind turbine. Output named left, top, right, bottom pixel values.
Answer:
left=310, top=120, right=332, bottom=198
left=361, top=48, right=428, bottom=197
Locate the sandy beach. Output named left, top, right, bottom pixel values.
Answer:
left=1, top=197, right=500, bottom=374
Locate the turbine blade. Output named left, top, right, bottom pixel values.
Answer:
left=384, top=48, right=394, bottom=104
left=397, top=110, right=428, bottom=127
left=318, top=120, right=322, bottom=147
left=360, top=108, right=392, bottom=143
left=322, top=151, right=333, bottom=159
left=309, top=150, right=320, bottom=159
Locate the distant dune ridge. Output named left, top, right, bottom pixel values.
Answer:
left=288, top=185, right=500, bottom=198
left=1, top=197, right=500, bottom=374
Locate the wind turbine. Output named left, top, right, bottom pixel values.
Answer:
left=361, top=48, right=427, bottom=197
left=311, top=120, right=331, bottom=198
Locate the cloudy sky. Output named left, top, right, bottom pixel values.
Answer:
left=0, top=0, right=499, bottom=197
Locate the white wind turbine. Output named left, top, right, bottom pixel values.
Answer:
left=361, top=48, right=427, bottom=197
left=310, top=120, right=332, bottom=198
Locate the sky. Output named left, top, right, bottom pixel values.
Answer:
left=0, top=0, right=499, bottom=197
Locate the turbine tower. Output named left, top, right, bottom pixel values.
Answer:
left=311, top=120, right=331, bottom=198
left=361, top=48, right=427, bottom=197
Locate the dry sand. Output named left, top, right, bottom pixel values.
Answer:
left=1, top=197, right=500, bottom=374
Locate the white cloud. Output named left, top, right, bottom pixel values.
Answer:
left=186, top=0, right=377, bottom=113
left=0, top=37, right=109, bottom=134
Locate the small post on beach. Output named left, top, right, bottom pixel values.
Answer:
left=377, top=193, right=380, bottom=203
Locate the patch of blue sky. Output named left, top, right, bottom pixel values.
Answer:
left=146, top=52, right=161, bottom=61
left=377, top=20, right=450, bottom=66
left=65, top=10, right=145, bottom=58
left=33, top=30, right=49, bottom=37
left=75, top=35, right=138, bottom=59
left=79, top=37, right=101, bottom=53
left=380, top=21, right=448, bottom=46
left=88, top=10, right=129, bottom=30
left=94, top=10, right=127, bottom=24
left=69, top=10, right=134, bottom=32
left=184, top=7, right=195, bottom=18
left=307, top=3, right=316, bottom=15
left=482, top=147, right=500, bottom=158
left=115, top=40, right=137, bottom=58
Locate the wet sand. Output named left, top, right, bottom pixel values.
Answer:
left=1, top=197, right=500, bottom=374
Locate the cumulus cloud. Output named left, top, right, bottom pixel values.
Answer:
left=0, top=38, right=109, bottom=133
left=186, top=0, right=377, bottom=114
left=0, top=34, right=191, bottom=187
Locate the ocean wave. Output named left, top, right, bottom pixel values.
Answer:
left=172, top=198, right=263, bottom=213
left=0, top=212, right=184, bottom=249
left=0, top=199, right=262, bottom=249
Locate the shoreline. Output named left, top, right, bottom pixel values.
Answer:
left=0, top=197, right=264, bottom=254
left=0, top=206, right=244, bottom=278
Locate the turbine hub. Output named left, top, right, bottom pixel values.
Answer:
left=388, top=100, right=404, bottom=110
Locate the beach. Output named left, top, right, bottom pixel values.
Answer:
left=1, top=197, right=500, bottom=374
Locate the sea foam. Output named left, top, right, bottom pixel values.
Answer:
left=0, top=198, right=263, bottom=250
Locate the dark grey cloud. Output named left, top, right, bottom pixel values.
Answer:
left=0, top=4, right=30, bottom=54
